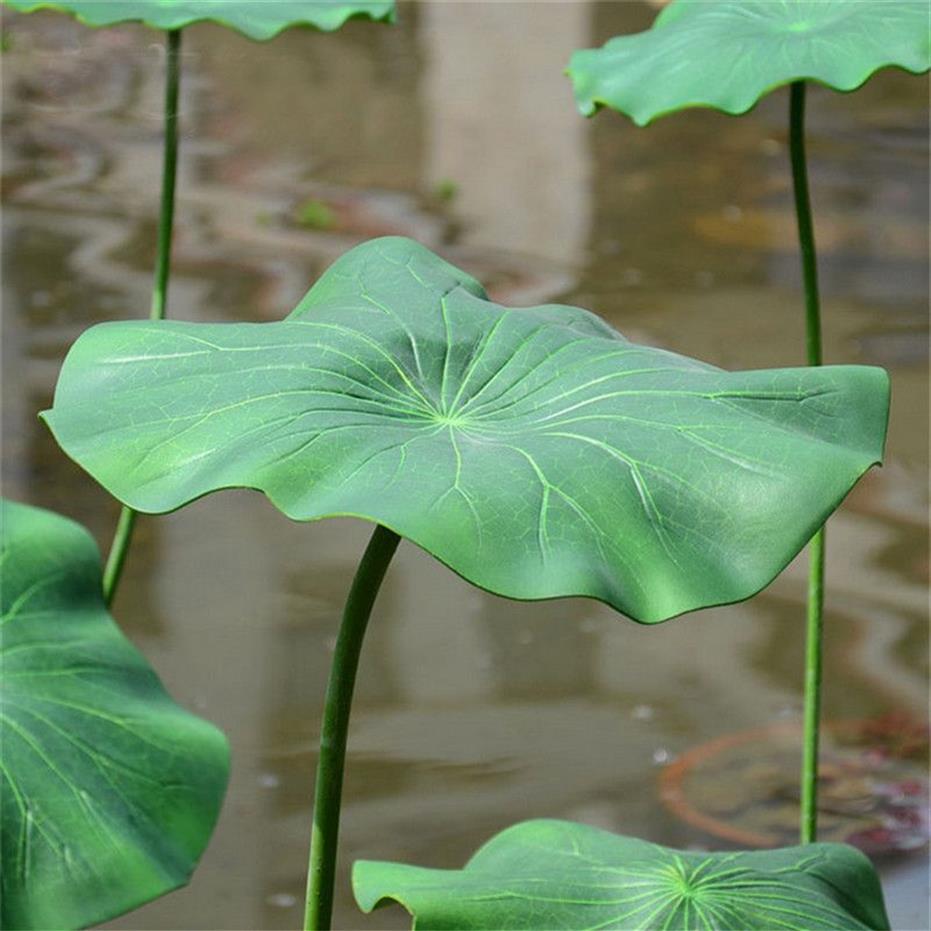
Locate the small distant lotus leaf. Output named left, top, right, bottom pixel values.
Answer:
left=42, top=237, right=888, bottom=623
left=0, top=499, right=229, bottom=930
left=568, top=0, right=931, bottom=125
left=353, top=819, right=891, bottom=930
left=0, top=0, right=395, bottom=38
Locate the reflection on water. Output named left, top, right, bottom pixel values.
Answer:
left=2, top=3, right=928, bottom=929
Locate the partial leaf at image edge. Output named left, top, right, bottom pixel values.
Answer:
left=0, top=0, right=396, bottom=39
left=0, top=499, right=230, bottom=931
left=568, top=0, right=931, bottom=125
left=353, top=818, right=891, bottom=930
left=42, top=236, right=889, bottom=623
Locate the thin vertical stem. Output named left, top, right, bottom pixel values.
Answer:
left=789, top=80, right=826, bottom=844
left=790, top=82, right=822, bottom=369
left=102, top=29, right=182, bottom=606
left=149, top=29, right=182, bottom=323
left=304, top=525, right=401, bottom=931
left=800, top=525, right=825, bottom=843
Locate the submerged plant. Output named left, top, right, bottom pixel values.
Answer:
left=0, top=499, right=229, bottom=930
left=567, top=0, right=930, bottom=845
left=355, top=819, right=890, bottom=930
left=1, top=0, right=396, bottom=606
left=42, top=236, right=891, bottom=928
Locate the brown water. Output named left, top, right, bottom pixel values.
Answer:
left=2, top=4, right=928, bottom=929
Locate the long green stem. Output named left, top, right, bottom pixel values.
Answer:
left=800, top=525, right=825, bottom=843
left=102, top=29, right=182, bottom=606
left=304, top=525, right=401, bottom=931
left=790, top=82, right=822, bottom=369
left=789, top=80, right=825, bottom=845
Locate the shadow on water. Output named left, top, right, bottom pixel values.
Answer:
left=1, top=3, right=928, bottom=929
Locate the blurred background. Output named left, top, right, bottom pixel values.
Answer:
left=2, top=2, right=928, bottom=928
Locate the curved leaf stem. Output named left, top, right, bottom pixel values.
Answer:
left=304, top=524, right=401, bottom=930
left=102, top=28, right=182, bottom=606
left=790, top=80, right=825, bottom=845
left=101, top=505, right=137, bottom=605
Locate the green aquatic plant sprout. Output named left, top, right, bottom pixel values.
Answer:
left=42, top=236, right=890, bottom=928
left=0, top=0, right=396, bottom=607
left=567, top=0, right=930, bottom=845
left=354, top=819, right=890, bottom=930
left=0, top=499, right=229, bottom=930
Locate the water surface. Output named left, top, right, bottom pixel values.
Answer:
left=2, top=4, right=928, bottom=929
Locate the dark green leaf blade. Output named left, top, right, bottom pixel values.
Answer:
left=41, top=236, right=889, bottom=623
left=568, top=0, right=931, bottom=125
left=0, top=0, right=395, bottom=38
left=354, top=819, right=891, bottom=930
left=0, top=499, right=229, bottom=930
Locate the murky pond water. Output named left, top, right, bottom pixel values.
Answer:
left=2, top=3, right=928, bottom=929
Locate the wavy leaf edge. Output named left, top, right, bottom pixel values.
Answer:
left=1, top=0, right=396, bottom=39
left=41, top=236, right=890, bottom=624
left=353, top=818, right=891, bottom=931
left=0, top=498, right=230, bottom=930
left=568, top=0, right=931, bottom=125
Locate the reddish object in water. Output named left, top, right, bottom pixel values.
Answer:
left=659, top=717, right=930, bottom=855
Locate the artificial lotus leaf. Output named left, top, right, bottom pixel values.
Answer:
left=0, top=499, right=229, bottom=930
left=42, top=237, right=888, bottom=623
left=568, top=0, right=931, bottom=125
left=353, top=819, right=890, bottom=930
left=0, top=0, right=395, bottom=38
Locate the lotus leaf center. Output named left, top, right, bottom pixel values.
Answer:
left=431, top=411, right=474, bottom=429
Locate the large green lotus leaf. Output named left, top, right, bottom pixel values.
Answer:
left=42, top=237, right=888, bottom=623
left=0, top=0, right=395, bottom=38
left=568, top=0, right=931, bottom=125
left=0, top=499, right=229, bottom=930
left=353, top=819, right=890, bottom=930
